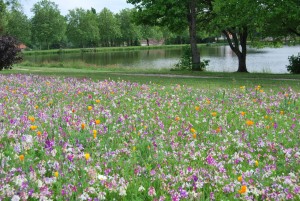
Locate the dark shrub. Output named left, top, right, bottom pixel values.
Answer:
left=0, top=35, right=23, bottom=70
left=286, top=53, right=300, bottom=74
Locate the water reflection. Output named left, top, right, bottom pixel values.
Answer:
left=25, top=45, right=299, bottom=73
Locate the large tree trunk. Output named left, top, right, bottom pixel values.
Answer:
left=187, top=0, right=201, bottom=71
left=222, top=27, right=248, bottom=73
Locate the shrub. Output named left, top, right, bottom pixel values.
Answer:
left=286, top=53, right=300, bottom=74
left=173, top=45, right=209, bottom=71
left=0, top=35, right=23, bottom=70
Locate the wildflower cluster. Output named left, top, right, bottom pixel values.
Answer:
left=0, top=74, right=299, bottom=200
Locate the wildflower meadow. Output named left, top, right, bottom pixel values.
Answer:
left=0, top=74, right=299, bottom=201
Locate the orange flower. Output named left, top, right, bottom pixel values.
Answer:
left=85, top=153, right=90, bottom=160
left=240, top=111, right=246, bottom=116
left=175, top=116, right=180, bottom=121
left=239, top=185, right=247, bottom=194
left=87, top=106, right=93, bottom=111
left=190, top=128, right=196, bottom=133
left=246, top=120, right=254, bottom=126
left=30, top=125, right=37, bottom=130
left=216, top=127, right=221, bottom=133
left=195, top=106, right=200, bottom=111
left=95, top=99, right=100, bottom=103
left=81, top=123, right=85, bottom=130
left=95, top=119, right=101, bottom=125
left=192, top=133, right=197, bottom=139
left=19, top=154, right=24, bottom=161
left=211, top=112, right=217, bottom=117
left=54, top=171, right=59, bottom=178
left=238, top=176, right=243, bottom=182
left=28, top=116, right=35, bottom=122
left=37, top=131, right=42, bottom=137
left=35, top=105, right=39, bottom=109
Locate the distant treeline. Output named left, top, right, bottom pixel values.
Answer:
left=0, top=0, right=219, bottom=50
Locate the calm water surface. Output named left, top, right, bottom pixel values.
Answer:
left=25, top=45, right=300, bottom=73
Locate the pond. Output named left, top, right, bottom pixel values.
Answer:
left=24, top=45, right=300, bottom=73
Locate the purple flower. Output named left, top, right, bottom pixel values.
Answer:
left=206, top=155, right=216, bottom=166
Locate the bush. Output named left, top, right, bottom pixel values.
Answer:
left=173, top=45, right=209, bottom=71
left=0, top=35, right=23, bottom=70
left=286, top=53, right=300, bottom=74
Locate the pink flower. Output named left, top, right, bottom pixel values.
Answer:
left=148, top=186, right=156, bottom=197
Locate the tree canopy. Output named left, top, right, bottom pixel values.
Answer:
left=31, top=0, right=66, bottom=49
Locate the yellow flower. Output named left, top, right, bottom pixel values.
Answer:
left=85, top=153, right=90, bottom=160
left=95, top=99, right=101, bottom=103
left=132, top=146, right=136, bottom=151
left=95, top=119, right=101, bottom=125
left=88, top=106, right=93, bottom=111
left=54, top=171, right=59, bottom=178
left=238, top=176, right=243, bottom=182
left=280, top=111, right=284, bottom=115
left=211, top=112, right=217, bottom=117
left=35, top=105, right=39, bottom=109
left=30, top=125, right=37, bottom=130
left=255, top=160, right=259, bottom=167
left=246, top=120, right=254, bottom=126
left=190, top=128, right=196, bottom=133
left=240, top=86, right=245, bottom=90
left=195, top=106, right=200, bottom=111
left=19, top=154, right=24, bottom=161
left=93, top=130, right=97, bottom=139
left=239, top=185, right=247, bottom=194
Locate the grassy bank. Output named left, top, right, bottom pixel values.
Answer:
left=23, top=44, right=186, bottom=55
left=2, top=66, right=300, bottom=91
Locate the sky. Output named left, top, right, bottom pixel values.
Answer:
left=19, top=0, right=134, bottom=17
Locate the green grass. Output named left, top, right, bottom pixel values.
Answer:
left=2, top=65, right=300, bottom=91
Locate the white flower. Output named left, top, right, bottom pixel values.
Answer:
left=138, top=185, right=145, bottom=192
left=11, top=195, right=20, bottom=201
left=98, top=192, right=106, bottom=200
left=98, top=174, right=107, bottom=181
left=119, top=187, right=127, bottom=196
left=79, top=192, right=89, bottom=200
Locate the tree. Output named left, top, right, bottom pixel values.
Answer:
left=116, top=9, right=141, bottom=46
left=127, top=0, right=208, bottom=71
left=211, top=0, right=299, bottom=73
left=209, top=0, right=266, bottom=72
left=140, top=25, right=163, bottom=46
left=66, top=8, right=99, bottom=48
left=0, top=0, right=8, bottom=34
left=98, top=8, right=121, bottom=47
left=6, top=6, right=31, bottom=46
left=31, top=0, right=66, bottom=49
left=261, top=0, right=300, bottom=38
left=0, top=35, right=22, bottom=70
